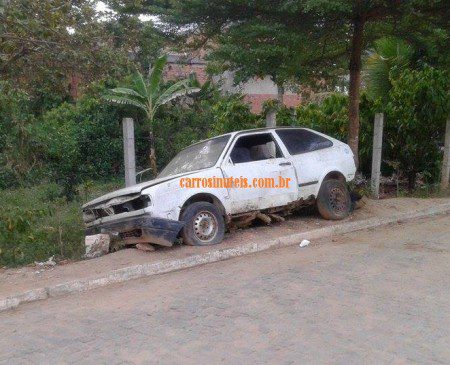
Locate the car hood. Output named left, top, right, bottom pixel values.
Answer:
left=82, top=170, right=207, bottom=209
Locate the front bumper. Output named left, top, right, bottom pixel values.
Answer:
left=85, top=214, right=185, bottom=247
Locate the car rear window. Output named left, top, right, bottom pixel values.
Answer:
left=276, top=129, right=333, bottom=155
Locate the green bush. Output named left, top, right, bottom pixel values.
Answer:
left=0, top=182, right=123, bottom=267
left=386, top=66, right=449, bottom=188
left=208, top=94, right=262, bottom=136
left=0, top=82, right=45, bottom=188
left=274, top=105, right=297, bottom=126
left=34, top=96, right=125, bottom=199
left=0, top=185, right=84, bottom=267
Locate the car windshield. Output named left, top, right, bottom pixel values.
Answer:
left=158, top=135, right=231, bottom=178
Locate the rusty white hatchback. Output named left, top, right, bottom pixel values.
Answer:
left=82, top=127, right=356, bottom=246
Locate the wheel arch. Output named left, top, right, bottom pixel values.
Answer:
left=322, top=170, right=346, bottom=183
left=179, top=193, right=227, bottom=220
left=315, top=169, right=347, bottom=196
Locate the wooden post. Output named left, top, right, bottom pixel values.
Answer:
left=441, top=117, right=450, bottom=190
left=371, top=113, right=384, bottom=199
left=122, top=118, right=136, bottom=187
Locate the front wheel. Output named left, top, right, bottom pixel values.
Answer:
left=180, top=202, right=225, bottom=246
left=317, top=179, right=351, bottom=220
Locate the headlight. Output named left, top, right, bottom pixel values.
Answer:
left=82, top=209, right=96, bottom=223
left=140, top=195, right=151, bottom=207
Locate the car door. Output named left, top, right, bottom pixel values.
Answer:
left=275, top=128, right=333, bottom=199
left=221, top=132, right=298, bottom=214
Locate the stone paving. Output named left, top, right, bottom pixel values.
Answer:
left=1, top=215, right=449, bottom=364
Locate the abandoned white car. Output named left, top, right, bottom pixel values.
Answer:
left=83, top=127, right=356, bottom=246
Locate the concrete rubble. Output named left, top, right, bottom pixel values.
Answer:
left=136, top=243, right=156, bottom=252
left=84, top=234, right=110, bottom=259
left=34, top=256, right=56, bottom=268
left=299, top=239, right=310, bottom=248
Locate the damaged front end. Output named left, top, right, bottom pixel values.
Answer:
left=83, top=194, right=184, bottom=247
left=85, top=214, right=184, bottom=247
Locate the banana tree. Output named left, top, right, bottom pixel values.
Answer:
left=104, top=55, right=200, bottom=176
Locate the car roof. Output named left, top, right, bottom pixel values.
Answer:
left=232, top=126, right=308, bottom=136
left=189, top=126, right=308, bottom=148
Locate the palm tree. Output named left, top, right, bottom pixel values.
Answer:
left=365, top=37, right=414, bottom=101
left=104, top=55, right=200, bottom=176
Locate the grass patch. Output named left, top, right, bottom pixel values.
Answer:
left=0, top=180, right=123, bottom=268
left=395, top=184, right=450, bottom=198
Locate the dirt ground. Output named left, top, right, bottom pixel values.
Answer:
left=1, top=214, right=449, bottom=364
left=1, top=197, right=449, bottom=299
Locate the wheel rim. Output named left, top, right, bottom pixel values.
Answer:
left=193, top=211, right=218, bottom=242
left=328, top=186, right=347, bottom=214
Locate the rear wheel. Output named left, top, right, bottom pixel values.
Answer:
left=317, top=179, right=351, bottom=220
left=180, top=202, right=225, bottom=246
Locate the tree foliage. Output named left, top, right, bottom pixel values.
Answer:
left=104, top=13, right=167, bottom=72
left=0, top=81, right=41, bottom=188
left=0, top=0, right=166, bottom=103
left=386, top=66, right=449, bottom=188
left=1, top=0, right=125, bottom=95
left=208, top=22, right=306, bottom=91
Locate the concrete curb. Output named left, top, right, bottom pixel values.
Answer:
left=2, top=203, right=450, bottom=313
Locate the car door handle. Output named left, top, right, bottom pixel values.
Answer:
left=279, top=162, right=292, bottom=166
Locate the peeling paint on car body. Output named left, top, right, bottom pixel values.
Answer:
left=82, top=127, right=356, bottom=246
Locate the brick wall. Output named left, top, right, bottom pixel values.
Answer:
left=244, top=94, right=302, bottom=114
left=164, top=60, right=302, bottom=114
left=164, top=63, right=209, bottom=85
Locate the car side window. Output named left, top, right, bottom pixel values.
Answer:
left=276, top=129, right=333, bottom=155
left=230, top=133, right=283, bottom=164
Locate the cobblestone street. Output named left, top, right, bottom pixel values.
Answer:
left=1, top=215, right=449, bottom=364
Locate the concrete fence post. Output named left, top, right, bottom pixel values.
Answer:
left=371, top=113, right=384, bottom=199
left=265, top=109, right=276, bottom=127
left=441, top=117, right=450, bottom=190
left=122, top=118, right=136, bottom=187
left=265, top=108, right=277, bottom=157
